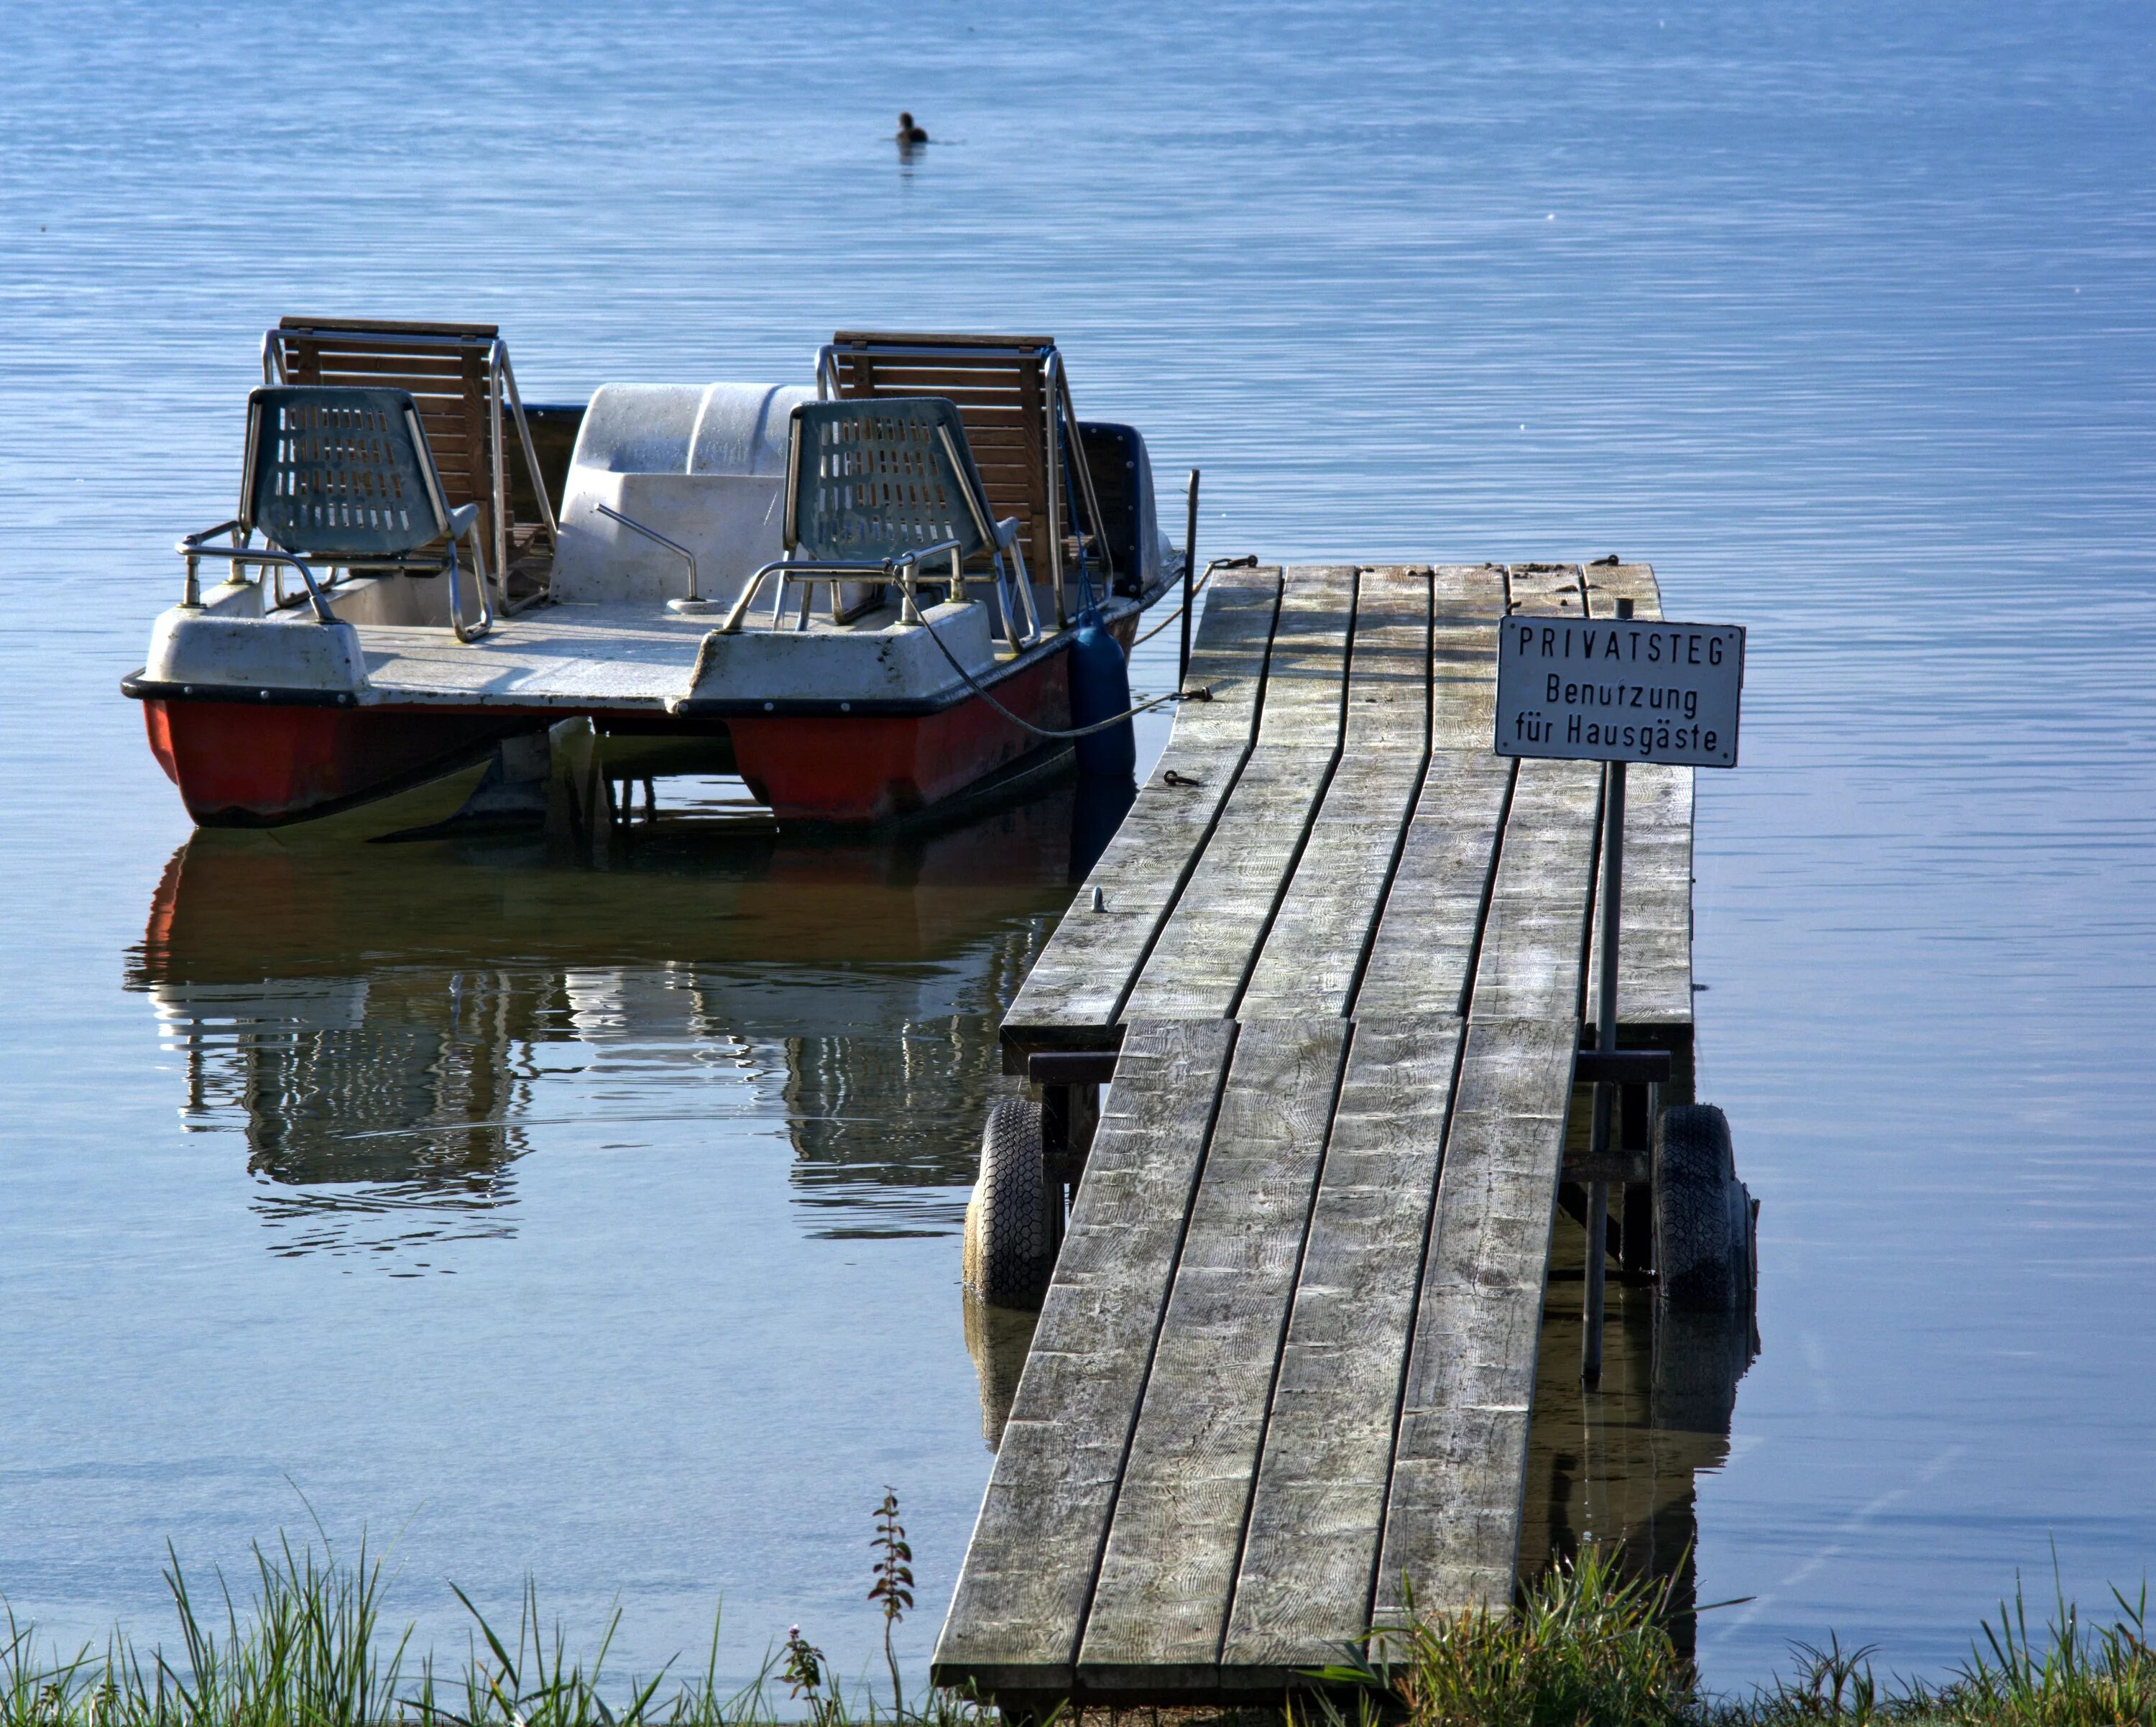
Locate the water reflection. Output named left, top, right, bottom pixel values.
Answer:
left=126, top=775, right=1130, bottom=1262
left=956, top=1193, right=1759, bottom=1584
left=962, top=1296, right=1038, bottom=1450
left=1527, top=1226, right=1759, bottom=1660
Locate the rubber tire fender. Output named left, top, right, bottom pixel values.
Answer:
left=1654, top=1102, right=1757, bottom=1311
left=962, top=1099, right=1055, bottom=1309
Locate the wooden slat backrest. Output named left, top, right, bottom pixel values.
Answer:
left=828, top=331, right=1061, bottom=575
left=275, top=318, right=503, bottom=548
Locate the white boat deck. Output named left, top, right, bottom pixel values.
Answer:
left=355, top=589, right=1143, bottom=713
left=359, top=602, right=719, bottom=708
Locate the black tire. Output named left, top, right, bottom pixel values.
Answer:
left=963, top=1100, right=1054, bottom=1309
left=1654, top=1103, right=1756, bottom=1311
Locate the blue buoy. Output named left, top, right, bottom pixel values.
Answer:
left=1067, top=606, right=1136, bottom=779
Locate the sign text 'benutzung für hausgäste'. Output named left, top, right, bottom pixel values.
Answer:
left=1495, top=617, right=1745, bottom=767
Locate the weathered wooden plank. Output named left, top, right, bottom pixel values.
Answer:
left=1000, top=570, right=1283, bottom=1049
left=1370, top=728, right=1598, bottom=1619
left=1503, top=561, right=1586, bottom=618
left=1353, top=566, right=1513, bottom=1018
left=933, top=1019, right=1240, bottom=1694
left=1238, top=565, right=1359, bottom=749
left=1332, top=567, right=1432, bottom=755
left=1116, top=746, right=1337, bottom=1021
left=1220, top=1016, right=1464, bottom=1683
left=1591, top=763, right=1694, bottom=1030
left=1577, top=565, right=1695, bottom=1031
left=1428, top=564, right=1507, bottom=750
left=1348, top=753, right=1511, bottom=1020
left=1077, top=1019, right=1353, bottom=1692
left=1468, top=758, right=1603, bottom=1023
left=1580, top=558, right=1662, bottom=622
left=1239, top=568, right=1431, bottom=1017
left=1118, top=568, right=1358, bottom=1022
left=1373, top=1015, right=1583, bottom=1618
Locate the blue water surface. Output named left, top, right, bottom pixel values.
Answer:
left=1, top=0, right=2152, bottom=1701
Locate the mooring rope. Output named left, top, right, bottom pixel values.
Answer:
left=913, top=605, right=1204, bottom=740
left=1132, top=553, right=1258, bottom=648
left=671, top=566, right=1247, bottom=737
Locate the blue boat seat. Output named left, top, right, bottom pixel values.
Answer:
left=764, top=396, right=1038, bottom=643
left=239, top=385, right=494, bottom=639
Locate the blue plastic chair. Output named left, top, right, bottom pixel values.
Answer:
left=722, top=397, right=1038, bottom=643
left=223, top=385, right=492, bottom=639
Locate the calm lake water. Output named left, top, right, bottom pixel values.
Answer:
left=3, top=0, right=2152, bottom=1701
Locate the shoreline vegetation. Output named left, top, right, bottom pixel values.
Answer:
left=2, top=1521, right=2148, bottom=1727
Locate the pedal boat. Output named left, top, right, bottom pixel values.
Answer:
left=123, top=324, right=1177, bottom=827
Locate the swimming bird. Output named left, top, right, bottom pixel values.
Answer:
left=895, top=112, right=929, bottom=145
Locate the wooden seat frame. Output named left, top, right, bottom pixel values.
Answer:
left=265, top=318, right=558, bottom=610
left=818, top=331, right=1114, bottom=628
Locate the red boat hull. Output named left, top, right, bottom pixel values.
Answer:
left=729, top=645, right=1071, bottom=822
left=138, top=623, right=1107, bottom=828
left=142, top=698, right=527, bottom=826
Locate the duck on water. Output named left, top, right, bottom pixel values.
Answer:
left=121, top=320, right=1177, bottom=829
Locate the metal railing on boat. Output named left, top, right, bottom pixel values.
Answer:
left=814, top=336, right=1114, bottom=632
left=721, top=538, right=969, bottom=633
left=261, top=324, right=557, bottom=618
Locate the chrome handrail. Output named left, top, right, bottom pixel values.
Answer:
left=178, top=519, right=242, bottom=608
left=934, top=422, right=1039, bottom=650
left=445, top=534, right=490, bottom=643
left=488, top=338, right=558, bottom=612
left=720, top=540, right=967, bottom=636
left=489, top=346, right=509, bottom=589
left=400, top=400, right=493, bottom=643
left=177, top=525, right=337, bottom=626
left=1039, top=350, right=1116, bottom=626
left=1044, top=350, right=1065, bottom=627
left=494, top=342, right=559, bottom=542
left=596, top=502, right=699, bottom=602
left=176, top=520, right=492, bottom=640
left=1054, top=357, right=1115, bottom=599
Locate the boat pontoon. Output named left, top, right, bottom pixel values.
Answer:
left=124, top=321, right=1177, bottom=826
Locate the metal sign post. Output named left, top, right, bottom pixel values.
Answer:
left=1585, top=694, right=1627, bottom=1386
left=1494, top=594, right=1745, bottom=1386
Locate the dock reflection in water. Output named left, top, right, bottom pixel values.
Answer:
left=964, top=1236, right=1757, bottom=1598
left=959, top=1107, right=1759, bottom=1592
left=1529, top=1222, right=1758, bottom=1659
left=126, top=775, right=1130, bottom=1265
left=126, top=763, right=1747, bottom=1595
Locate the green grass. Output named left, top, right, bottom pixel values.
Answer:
left=1303, top=1547, right=2154, bottom=1727
left=1722, top=1572, right=2153, bottom=1727
left=1304, top=1543, right=1694, bottom=1727
left=4, top=1532, right=2149, bottom=1727
left=0, top=1528, right=989, bottom=1727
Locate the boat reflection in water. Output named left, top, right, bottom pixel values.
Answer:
left=126, top=770, right=1133, bottom=1266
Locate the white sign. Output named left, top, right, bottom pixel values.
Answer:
left=1496, top=616, right=1744, bottom=768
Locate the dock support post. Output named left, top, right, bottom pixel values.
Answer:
left=1181, top=469, right=1200, bottom=687
left=1583, top=597, right=1633, bottom=1386
left=1038, top=1078, right=1100, bottom=1255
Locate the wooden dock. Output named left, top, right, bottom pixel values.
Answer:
left=934, top=561, right=1696, bottom=1707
